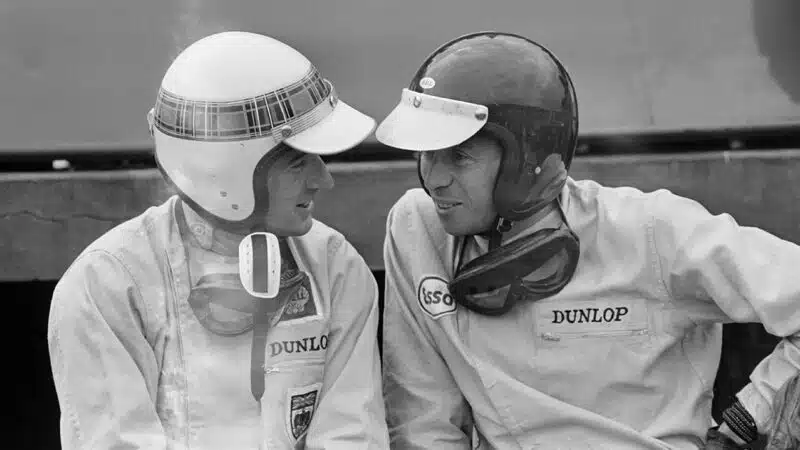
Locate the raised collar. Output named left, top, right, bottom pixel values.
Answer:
left=179, top=201, right=244, bottom=257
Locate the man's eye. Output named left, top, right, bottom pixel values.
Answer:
left=453, top=150, right=473, bottom=162
left=289, top=158, right=306, bottom=169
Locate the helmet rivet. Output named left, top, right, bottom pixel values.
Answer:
left=475, top=110, right=487, bottom=121
left=534, top=166, right=542, bottom=175
left=220, top=191, right=227, bottom=197
left=419, top=77, right=436, bottom=89
left=280, top=125, right=293, bottom=138
left=232, top=204, right=239, bottom=210
left=413, top=96, right=422, bottom=108
left=329, top=95, right=337, bottom=107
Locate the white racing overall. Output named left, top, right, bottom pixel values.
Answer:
left=383, top=180, right=800, bottom=449
left=48, top=196, right=389, bottom=449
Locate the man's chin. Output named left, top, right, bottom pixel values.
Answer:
left=262, top=218, right=313, bottom=237
left=441, top=221, right=476, bottom=237
left=440, top=216, right=494, bottom=237
left=293, top=220, right=314, bottom=236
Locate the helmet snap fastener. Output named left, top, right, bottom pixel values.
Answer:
left=419, top=77, right=436, bottom=89
left=475, top=110, right=487, bottom=121
left=280, top=125, right=293, bottom=138
left=413, top=96, right=422, bottom=108
left=534, top=166, right=542, bottom=175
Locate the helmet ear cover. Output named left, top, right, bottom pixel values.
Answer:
left=482, top=105, right=572, bottom=222
left=481, top=121, right=525, bottom=221
left=155, top=143, right=290, bottom=233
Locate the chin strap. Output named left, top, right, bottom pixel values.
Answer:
left=488, top=216, right=513, bottom=251
left=488, top=198, right=569, bottom=251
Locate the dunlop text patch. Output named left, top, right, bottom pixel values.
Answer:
left=534, top=299, right=648, bottom=337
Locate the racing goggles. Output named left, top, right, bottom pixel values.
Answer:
left=188, top=272, right=265, bottom=336
left=449, top=220, right=580, bottom=316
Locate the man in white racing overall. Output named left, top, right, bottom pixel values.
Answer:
left=377, top=31, right=800, bottom=449
left=48, top=31, right=389, bottom=449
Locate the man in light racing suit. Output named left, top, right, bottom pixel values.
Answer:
left=47, top=31, right=389, bottom=449
left=376, top=31, right=800, bottom=449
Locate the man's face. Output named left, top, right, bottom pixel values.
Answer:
left=261, top=147, right=334, bottom=236
left=419, top=133, right=502, bottom=236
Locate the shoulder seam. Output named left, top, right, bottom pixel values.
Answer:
left=74, top=249, right=150, bottom=327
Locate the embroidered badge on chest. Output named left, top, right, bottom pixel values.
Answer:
left=289, top=387, right=319, bottom=440
left=285, top=284, right=312, bottom=317
left=278, top=271, right=321, bottom=324
left=417, top=276, right=457, bottom=319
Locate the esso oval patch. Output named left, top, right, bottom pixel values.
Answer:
left=417, top=276, right=457, bottom=319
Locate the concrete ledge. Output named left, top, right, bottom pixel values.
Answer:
left=2, top=150, right=799, bottom=281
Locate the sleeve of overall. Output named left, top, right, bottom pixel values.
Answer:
left=650, top=189, right=800, bottom=435
left=381, top=202, right=473, bottom=450
left=304, top=236, right=389, bottom=450
left=47, top=250, right=166, bottom=450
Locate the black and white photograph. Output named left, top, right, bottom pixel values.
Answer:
left=3, top=0, right=799, bottom=449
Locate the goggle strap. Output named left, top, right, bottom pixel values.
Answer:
left=250, top=286, right=293, bottom=403
left=489, top=216, right=510, bottom=250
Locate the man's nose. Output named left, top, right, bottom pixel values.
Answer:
left=307, top=156, right=334, bottom=190
left=421, top=152, right=451, bottom=190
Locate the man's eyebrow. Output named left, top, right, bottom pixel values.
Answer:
left=448, top=142, right=469, bottom=152
left=452, top=143, right=478, bottom=157
left=286, top=151, right=306, bottom=164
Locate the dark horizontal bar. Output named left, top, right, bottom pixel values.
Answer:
left=1, top=124, right=799, bottom=172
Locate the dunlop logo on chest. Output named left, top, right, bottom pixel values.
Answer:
left=535, top=300, right=648, bottom=337
left=552, top=307, right=629, bottom=324
left=270, top=334, right=329, bottom=357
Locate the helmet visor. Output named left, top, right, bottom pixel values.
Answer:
left=285, top=94, right=375, bottom=155
left=376, top=89, right=488, bottom=151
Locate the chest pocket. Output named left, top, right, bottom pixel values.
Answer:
left=260, top=321, right=329, bottom=448
left=473, top=298, right=657, bottom=445
left=528, top=298, right=655, bottom=381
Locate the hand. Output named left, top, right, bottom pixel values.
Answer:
left=765, top=374, right=800, bottom=450
left=704, top=426, right=746, bottom=450
left=717, top=423, right=748, bottom=446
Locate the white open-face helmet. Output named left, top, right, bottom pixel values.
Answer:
left=148, top=31, right=375, bottom=229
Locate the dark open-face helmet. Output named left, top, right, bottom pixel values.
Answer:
left=377, top=32, right=582, bottom=316
left=376, top=31, right=579, bottom=223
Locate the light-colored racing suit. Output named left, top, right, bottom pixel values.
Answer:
left=382, top=179, right=800, bottom=449
left=48, top=195, right=389, bottom=449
